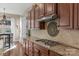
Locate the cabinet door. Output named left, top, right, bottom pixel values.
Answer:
left=35, top=5, right=40, bottom=19
left=34, top=47, right=40, bottom=56
left=34, top=43, right=48, bottom=56
left=30, top=9, right=35, bottom=29
left=34, top=5, right=40, bottom=29
left=25, top=40, right=29, bottom=55
left=49, top=50, right=62, bottom=56
left=28, top=41, right=34, bottom=56
left=57, top=3, right=74, bottom=29
left=45, top=3, right=56, bottom=16
left=39, top=50, right=48, bottom=56
left=74, top=4, right=79, bottom=29
left=27, top=12, right=31, bottom=29
left=38, top=3, right=45, bottom=18
left=38, top=45, right=48, bottom=56
left=34, top=43, right=40, bottom=56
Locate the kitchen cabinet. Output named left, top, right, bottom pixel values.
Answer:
left=25, top=39, right=61, bottom=56
left=28, top=3, right=57, bottom=29
left=31, top=8, right=35, bottom=20
left=38, top=3, right=45, bottom=18
left=34, top=4, right=40, bottom=29
left=38, top=45, right=48, bottom=56
left=34, top=43, right=40, bottom=56
left=45, top=3, right=56, bottom=16
left=34, top=43, right=48, bottom=56
left=34, top=47, right=40, bottom=56
left=35, top=4, right=40, bottom=19
left=30, top=7, right=35, bottom=29
left=74, top=3, right=79, bottom=29
left=28, top=3, right=79, bottom=30
left=27, top=11, right=31, bottom=29
left=25, top=40, right=29, bottom=55
left=35, top=4, right=46, bottom=29
left=28, top=40, right=34, bottom=56
left=49, top=50, right=62, bottom=56
left=57, top=3, right=74, bottom=29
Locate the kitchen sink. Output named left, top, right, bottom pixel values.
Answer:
left=35, top=39, right=60, bottom=46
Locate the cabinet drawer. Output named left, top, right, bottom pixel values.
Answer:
left=34, top=48, right=40, bottom=56
left=49, top=50, right=62, bottom=56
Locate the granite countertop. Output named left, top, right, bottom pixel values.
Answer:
left=30, top=29, right=79, bottom=49
left=29, top=36, right=79, bottom=56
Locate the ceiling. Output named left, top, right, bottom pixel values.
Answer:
left=0, top=3, right=33, bottom=16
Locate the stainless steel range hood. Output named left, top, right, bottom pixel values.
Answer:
left=36, top=14, right=58, bottom=22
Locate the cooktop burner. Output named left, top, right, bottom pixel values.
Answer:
left=36, top=39, right=60, bottom=46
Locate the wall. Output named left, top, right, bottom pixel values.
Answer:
left=20, top=16, right=27, bottom=43
left=13, top=17, right=20, bottom=41
left=0, top=15, right=20, bottom=42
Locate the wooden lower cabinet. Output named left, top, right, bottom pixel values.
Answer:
left=34, top=47, right=40, bottom=56
left=49, top=50, right=62, bottom=56
left=25, top=40, right=29, bottom=55
left=38, top=45, right=48, bottom=56
left=34, top=43, right=48, bottom=56
left=28, top=40, right=34, bottom=56
left=25, top=40, right=61, bottom=56
left=33, top=43, right=40, bottom=56
left=39, top=49, right=48, bottom=56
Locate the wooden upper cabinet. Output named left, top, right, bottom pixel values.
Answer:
left=57, top=3, right=74, bottom=29
left=33, top=4, right=39, bottom=29
left=74, top=4, right=79, bottom=29
left=38, top=3, right=45, bottom=18
left=45, top=3, right=56, bottom=16
left=27, top=11, right=31, bottom=29
left=30, top=8, right=35, bottom=20
left=35, top=4, right=40, bottom=19
left=30, top=7, right=35, bottom=28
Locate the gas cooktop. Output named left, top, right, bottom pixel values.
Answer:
left=35, top=39, right=60, bottom=47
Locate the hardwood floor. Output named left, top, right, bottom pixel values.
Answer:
left=3, top=41, right=25, bottom=56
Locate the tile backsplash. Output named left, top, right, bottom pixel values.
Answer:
left=31, top=29, right=79, bottom=48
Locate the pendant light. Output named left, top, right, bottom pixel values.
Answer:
left=0, top=8, right=11, bottom=25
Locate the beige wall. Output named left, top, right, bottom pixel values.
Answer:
left=14, top=17, right=20, bottom=41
